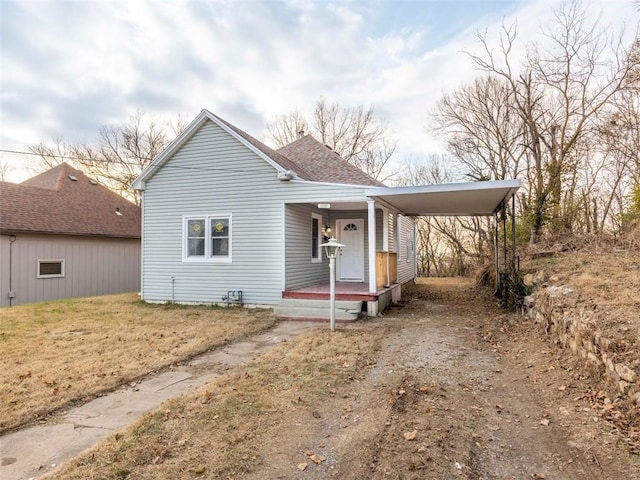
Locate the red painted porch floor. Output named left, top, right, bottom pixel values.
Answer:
left=282, top=282, right=397, bottom=301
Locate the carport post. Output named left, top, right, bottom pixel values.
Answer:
left=494, top=211, right=499, bottom=292
left=511, top=194, right=517, bottom=272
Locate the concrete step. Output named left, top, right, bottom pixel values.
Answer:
left=277, top=298, right=362, bottom=310
left=274, top=298, right=362, bottom=321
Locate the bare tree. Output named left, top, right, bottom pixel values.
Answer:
left=434, top=2, right=638, bottom=241
left=0, top=160, right=12, bottom=181
left=267, top=97, right=398, bottom=181
left=433, top=75, right=526, bottom=182
left=30, top=112, right=183, bottom=204
left=396, top=155, right=493, bottom=276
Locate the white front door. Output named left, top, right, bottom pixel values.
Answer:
left=337, top=219, right=364, bottom=281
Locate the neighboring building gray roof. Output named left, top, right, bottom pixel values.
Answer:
left=277, top=135, right=384, bottom=187
left=0, top=163, right=141, bottom=238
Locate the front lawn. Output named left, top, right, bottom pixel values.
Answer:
left=0, top=294, right=276, bottom=433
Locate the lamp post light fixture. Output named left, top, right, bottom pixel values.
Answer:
left=320, top=237, right=344, bottom=332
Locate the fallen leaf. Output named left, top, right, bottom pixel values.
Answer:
left=532, top=473, right=546, bottom=479
left=558, top=385, right=567, bottom=391
left=403, top=430, right=418, bottom=441
left=540, top=418, right=550, bottom=426
left=310, top=453, right=325, bottom=464
left=312, top=411, right=321, bottom=419
left=297, top=462, right=308, bottom=471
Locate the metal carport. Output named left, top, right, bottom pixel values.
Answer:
left=366, top=179, right=522, bottom=290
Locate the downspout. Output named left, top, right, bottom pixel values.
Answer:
left=8, top=235, right=16, bottom=307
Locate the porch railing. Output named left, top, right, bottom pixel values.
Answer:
left=376, top=252, right=398, bottom=288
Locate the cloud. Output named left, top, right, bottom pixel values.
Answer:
left=1, top=0, right=637, bottom=183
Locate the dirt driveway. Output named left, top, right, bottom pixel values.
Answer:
left=247, top=278, right=639, bottom=480
left=38, top=277, right=639, bottom=479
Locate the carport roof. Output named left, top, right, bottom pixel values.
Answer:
left=366, top=179, right=521, bottom=216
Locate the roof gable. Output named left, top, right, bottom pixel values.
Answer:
left=133, top=109, right=316, bottom=189
left=277, top=135, right=385, bottom=187
left=0, top=163, right=141, bottom=238
left=133, top=110, right=383, bottom=189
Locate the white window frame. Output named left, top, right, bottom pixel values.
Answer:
left=311, top=213, right=322, bottom=263
left=37, top=259, right=65, bottom=278
left=182, top=214, right=232, bottom=263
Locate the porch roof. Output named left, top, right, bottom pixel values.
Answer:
left=366, top=179, right=521, bottom=216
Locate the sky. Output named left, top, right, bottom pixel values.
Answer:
left=0, top=0, right=637, bottom=182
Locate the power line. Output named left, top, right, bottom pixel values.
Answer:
left=0, top=148, right=258, bottom=174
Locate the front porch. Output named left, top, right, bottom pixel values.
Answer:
left=276, top=280, right=403, bottom=321
left=282, top=280, right=399, bottom=302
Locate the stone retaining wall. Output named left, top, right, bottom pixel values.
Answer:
left=524, top=283, right=639, bottom=404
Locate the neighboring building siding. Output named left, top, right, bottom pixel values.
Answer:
left=0, top=233, right=140, bottom=307
left=397, top=215, right=416, bottom=284
left=141, top=120, right=369, bottom=306
left=284, top=204, right=328, bottom=290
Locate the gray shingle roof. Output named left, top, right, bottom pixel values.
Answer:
left=276, top=135, right=385, bottom=186
left=0, top=163, right=141, bottom=238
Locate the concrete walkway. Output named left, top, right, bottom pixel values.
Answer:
left=0, top=321, right=320, bottom=480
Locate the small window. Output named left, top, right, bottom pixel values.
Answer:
left=183, top=214, right=232, bottom=262
left=344, top=223, right=358, bottom=231
left=311, top=213, right=322, bottom=263
left=37, top=260, right=65, bottom=278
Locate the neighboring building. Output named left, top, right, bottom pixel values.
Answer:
left=133, top=110, right=520, bottom=320
left=0, top=163, right=141, bottom=307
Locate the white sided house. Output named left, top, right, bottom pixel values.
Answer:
left=133, top=110, right=520, bottom=320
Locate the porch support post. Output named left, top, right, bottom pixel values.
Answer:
left=367, top=200, right=377, bottom=294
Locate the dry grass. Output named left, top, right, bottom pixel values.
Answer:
left=525, top=248, right=640, bottom=309
left=0, top=294, right=276, bottom=433
left=42, top=325, right=387, bottom=479
left=524, top=248, right=640, bottom=365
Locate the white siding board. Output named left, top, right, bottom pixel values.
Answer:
left=285, top=204, right=328, bottom=289
left=397, top=215, right=416, bottom=284
left=141, top=120, right=369, bottom=305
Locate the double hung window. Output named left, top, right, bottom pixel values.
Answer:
left=184, top=214, right=232, bottom=262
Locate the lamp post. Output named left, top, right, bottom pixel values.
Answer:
left=320, top=237, right=344, bottom=332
